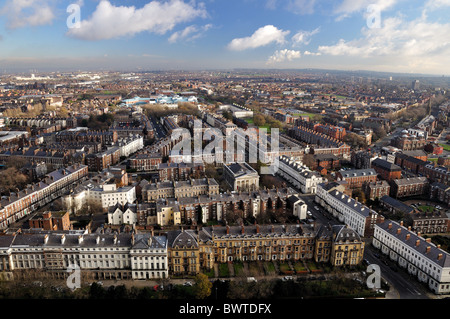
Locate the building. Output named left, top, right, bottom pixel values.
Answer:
left=88, top=184, right=136, bottom=211
left=277, top=155, right=325, bottom=194
left=373, top=219, right=450, bottom=294
left=0, top=164, right=89, bottom=229
left=410, top=210, right=449, bottom=234
left=86, top=147, right=120, bottom=172
left=223, top=162, right=260, bottom=192
left=167, top=229, right=200, bottom=276
left=394, top=153, right=427, bottom=175
left=158, top=162, right=205, bottom=182
left=142, top=178, right=219, bottom=201
left=28, top=211, right=71, bottom=231
left=0, top=231, right=168, bottom=281
left=315, top=183, right=384, bottom=237
left=330, top=225, right=365, bottom=267
left=363, top=180, right=391, bottom=201
left=390, top=177, right=429, bottom=198
left=371, top=158, right=402, bottom=181
left=107, top=203, right=137, bottom=226
left=351, top=151, right=379, bottom=169
left=312, top=154, right=340, bottom=171
left=379, top=195, right=415, bottom=215
left=429, top=182, right=450, bottom=206
left=336, top=168, right=377, bottom=189
left=129, top=153, right=163, bottom=171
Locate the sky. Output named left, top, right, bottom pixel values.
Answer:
left=1, top=0, right=450, bottom=75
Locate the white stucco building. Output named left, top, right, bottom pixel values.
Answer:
left=373, top=219, right=450, bottom=294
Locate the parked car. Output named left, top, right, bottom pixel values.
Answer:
left=247, top=277, right=257, bottom=283
left=282, top=276, right=293, bottom=281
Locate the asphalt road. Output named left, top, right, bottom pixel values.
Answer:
left=297, top=193, right=433, bottom=299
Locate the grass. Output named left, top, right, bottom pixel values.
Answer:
left=293, top=113, right=316, bottom=118
left=233, top=262, right=244, bottom=276
left=439, top=144, right=450, bottom=151
left=258, top=125, right=271, bottom=134
left=307, top=261, right=319, bottom=271
left=203, top=268, right=215, bottom=278
left=279, top=262, right=291, bottom=272
left=219, top=263, right=230, bottom=278
left=294, top=262, right=308, bottom=272
left=263, top=262, right=276, bottom=275
left=419, top=205, right=435, bottom=213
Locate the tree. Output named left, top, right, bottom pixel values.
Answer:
left=253, top=114, right=266, bottom=126
left=193, top=273, right=212, bottom=299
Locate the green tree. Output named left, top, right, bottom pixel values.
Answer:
left=193, top=273, right=212, bottom=299
left=253, top=114, right=266, bottom=126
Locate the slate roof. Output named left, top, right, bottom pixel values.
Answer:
left=376, top=219, right=450, bottom=268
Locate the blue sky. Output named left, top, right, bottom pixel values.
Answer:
left=1, top=0, right=450, bottom=75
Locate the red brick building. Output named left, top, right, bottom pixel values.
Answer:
left=29, top=211, right=71, bottom=231
left=371, top=158, right=402, bottom=181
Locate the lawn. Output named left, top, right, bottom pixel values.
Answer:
left=203, top=268, right=215, bottom=278
left=258, top=125, right=271, bottom=134
left=419, top=205, right=435, bottom=213
left=293, top=262, right=308, bottom=272
left=307, top=261, right=319, bottom=271
left=244, top=118, right=254, bottom=124
left=233, top=262, right=244, bottom=277
left=219, top=263, right=230, bottom=277
left=263, top=262, right=276, bottom=275
left=439, top=144, right=450, bottom=151
left=293, top=113, right=316, bottom=119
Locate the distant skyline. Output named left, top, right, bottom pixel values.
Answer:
left=1, top=0, right=450, bottom=75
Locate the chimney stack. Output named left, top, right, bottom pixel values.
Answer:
left=426, top=238, right=432, bottom=243
left=397, top=228, right=401, bottom=235
left=44, top=234, right=49, bottom=244
left=226, top=225, right=230, bottom=235
left=61, top=235, right=66, bottom=244
left=438, top=253, right=443, bottom=260
left=416, top=240, right=420, bottom=247
left=388, top=223, right=392, bottom=229
left=78, top=235, right=83, bottom=244
left=241, top=225, right=245, bottom=235
left=417, top=232, right=421, bottom=237
left=400, top=220, right=403, bottom=227
left=426, top=246, right=431, bottom=253
left=406, top=234, right=410, bottom=240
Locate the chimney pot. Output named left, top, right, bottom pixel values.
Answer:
left=416, top=240, right=420, bottom=247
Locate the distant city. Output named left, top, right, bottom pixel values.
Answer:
left=0, top=68, right=449, bottom=302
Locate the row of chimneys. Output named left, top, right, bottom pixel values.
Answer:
left=388, top=221, right=443, bottom=259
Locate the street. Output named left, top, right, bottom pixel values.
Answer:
left=297, top=193, right=434, bottom=299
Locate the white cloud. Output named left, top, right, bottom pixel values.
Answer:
left=66, top=0, right=207, bottom=41
left=168, top=24, right=212, bottom=43
left=291, top=28, right=320, bottom=46
left=267, top=49, right=301, bottom=64
left=1, top=0, right=56, bottom=29
left=317, top=15, right=450, bottom=73
left=334, top=0, right=399, bottom=21
left=286, top=0, right=317, bottom=15
left=227, top=25, right=290, bottom=51
left=304, top=50, right=321, bottom=56
left=425, top=0, right=450, bottom=9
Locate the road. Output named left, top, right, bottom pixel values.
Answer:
left=297, top=193, right=432, bottom=299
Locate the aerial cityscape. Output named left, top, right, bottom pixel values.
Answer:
left=0, top=0, right=449, bottom=309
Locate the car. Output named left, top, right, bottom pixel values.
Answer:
left=282, top=276, right=293, bottom=281
left=307, top=211, right=313, bottom=216
left=374, top=253, right=381, bottom=259
left=183, top=281, right=193, bottom=286
left=247, top=277, right=257, bottom=283
left=314, top=206, right=320, bottom=210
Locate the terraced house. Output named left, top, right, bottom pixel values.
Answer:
left=0, top=230, right=168, bottom=281
left=373, top=219, right=450, bottom=294
left=0, top=164, right=88, bottom=229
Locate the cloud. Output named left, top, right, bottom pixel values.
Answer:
left=317, top=15, right=450, bottom=73
left=304, top=50, right=321, bottom=56
left=333, top=0, right=399, bottom=21
left=425, top=0, right=450, bottom=9
left=291, top=28, right=320, bottom=46
left=66, top=0, right=207, bottom=41
left=227, top=25, right=290, bottom=51
left=168, top=24, right=212, bottom=43
left=265, top=0, right=317, bottom=14
left=1, top=0, right=56, bottom=29
left=286, top=0, right=317, bottom=15
left=267, top=49, right=301, bottom=64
